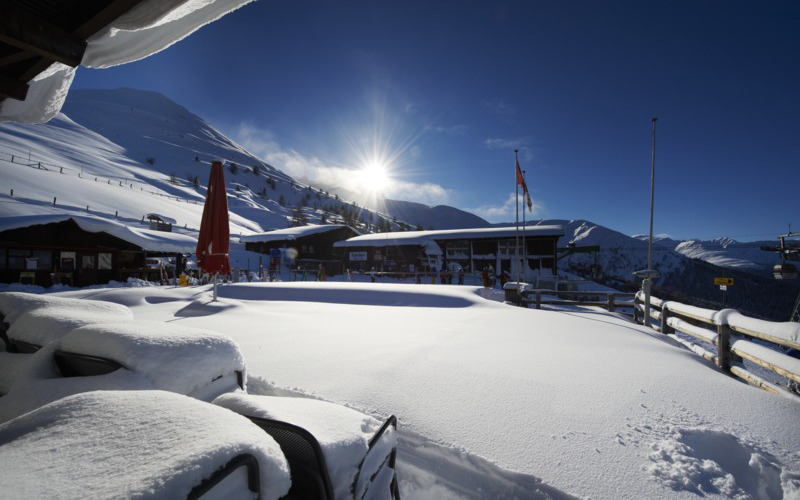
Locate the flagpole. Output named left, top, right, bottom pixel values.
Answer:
left=514, top=149, right=520, bottom=285
left=522, top=169, right=527, bottom=283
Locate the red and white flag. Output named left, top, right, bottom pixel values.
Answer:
left=516, top=159, right=533, bottom=212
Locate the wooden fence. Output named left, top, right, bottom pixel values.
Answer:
left=522, top=290, right=636, bottom=315
left=634, top=292, right=800, bottom=398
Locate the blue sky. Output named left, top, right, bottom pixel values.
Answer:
left=71, top=0, right=799, bottom=241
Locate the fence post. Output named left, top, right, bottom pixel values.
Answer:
left=717, top=323, right=732, bottom=373
left=607, top=294, right=616, bottom=312
left=535, top=291, right=542, bottom=309
left=660, top=303, right=672, bottom=334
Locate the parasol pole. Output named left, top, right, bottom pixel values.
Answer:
left=213, top=272, right=218, bottom=301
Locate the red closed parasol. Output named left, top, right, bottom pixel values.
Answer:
left=196, top=161, right=230, bottom=299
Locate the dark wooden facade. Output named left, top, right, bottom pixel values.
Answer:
left=0, top=219, right=179, bottom=287
left=244, top=226, right=360, bottom=275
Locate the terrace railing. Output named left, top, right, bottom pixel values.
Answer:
left=634, top=292, right=800, bottom=398
left=522, top=289, right=636, bottom=316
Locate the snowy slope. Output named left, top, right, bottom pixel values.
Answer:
left=0, top=88, right=414, bottom=240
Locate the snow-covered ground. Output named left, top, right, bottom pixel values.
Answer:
left=6, top=281, right=794, bottom=500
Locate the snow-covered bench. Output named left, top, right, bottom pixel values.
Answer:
left=215, top=393, right=399, bottom=500
left=0, top=390, right=292, bottom=500
left=0, top=321, right=245, bottom=423
left=0, top=292, right=133, bottom=352
left=0, top=292, right=401, bottom=499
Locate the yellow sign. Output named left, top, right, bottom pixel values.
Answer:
left=714, top=277, right=734, bottom=286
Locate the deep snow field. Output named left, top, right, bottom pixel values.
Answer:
left=4, top=280, right=792, bottom=500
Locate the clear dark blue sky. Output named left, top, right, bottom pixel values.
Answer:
left=72, top=0, right=799, bottom=241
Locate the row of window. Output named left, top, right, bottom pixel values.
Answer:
left=0, top=249, right=113, bottom=271
left=444, top=239, right=556, bottom=258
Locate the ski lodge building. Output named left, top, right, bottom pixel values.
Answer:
left=241, top=224, right=360, bottom=274
left=0, top=215, right=196, bottom=287
left=333, top=225, right=564, bottom=279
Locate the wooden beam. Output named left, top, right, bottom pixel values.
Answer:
left=0, top=2, right=87, bottom=68
left=0, top=74, right=28, bottom=101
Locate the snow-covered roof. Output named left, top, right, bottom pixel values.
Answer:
left=0, top=390, right=291, bottom=500
left=0, top=214, right=196, bottom=253
left=145, top=213, right=177, bottom=224
left=240, top=224, right=354, bottom=243
left=0, top=0, right=255, bottom=123
left=333, top=225, right=563, bottom=248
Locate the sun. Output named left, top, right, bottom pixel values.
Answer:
left=357, top=161, right=392, bottom=193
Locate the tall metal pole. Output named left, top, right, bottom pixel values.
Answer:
left=648, top=118, right=657, bottom=272
left=643, top=118, right=658, bottom=327
left=514, top=149, right=520, bottom=285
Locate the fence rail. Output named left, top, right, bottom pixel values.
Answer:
left=634, top=292, right=800, bottom=398
left=522, top=290, right=636, bottom=314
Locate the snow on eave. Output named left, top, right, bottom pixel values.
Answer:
left=0, top=214, right=196, bottom=253
left=333, top=225, right=564, bottom=248
left=0, top=0, right=255, bottom=123
left=240, top=224, right=355, bottom=243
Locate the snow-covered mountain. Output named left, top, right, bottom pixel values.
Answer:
left=0, top=88, right=424, bottom=238
left=378, top=199, right=490, bottom=230
left=521, top=219, right=796, bottom=321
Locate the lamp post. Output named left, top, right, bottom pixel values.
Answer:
left=635, top=118, right=660, bottom=327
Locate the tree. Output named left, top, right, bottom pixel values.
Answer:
left=278, top=194, right=286, bottom=206
left=193, top=176, right=200, bottom=188
left=252, top=165, right=261, bottom=176
left=146, top=157, right=156, bottom=165
left=169, top=173, right=177, bottom=184
left=229, top=162, right=238, bottom=175
left=290, top=206, right=308, bottom=227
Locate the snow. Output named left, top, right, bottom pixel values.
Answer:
left=1, top=292, right=133, bottom=347
left=59, top=321, right=246, bottom=396
left=0, top=0, right=255, bottom=123
left=0, top=214, right=197, bottom=253
left=731, top=339, right=800, bottom=381
left=240, top=224, right=354, bottom=243
left=214, top=392, right=393, bottom=500
left=334, top=225, right=564, bottom=248
left=31, top=282, right=797, bottom=500
left=724, top=311, right=800, bottom=347
left=0, top=390, right=291, bottom=500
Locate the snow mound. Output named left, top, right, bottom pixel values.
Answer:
left=60, top=321, right=246, bottom=396
left=0, top=390, right=291, bottom=500
left=646, top=429, right=800, bottom=500
left=0, top=291, right=131, bottom=326
left=215, top=392, right=390, bottom=500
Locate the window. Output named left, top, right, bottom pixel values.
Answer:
left=60, top=252, right=76, bottom=272
left=32, top=251, right=51, bottom=270
left=445, top=241, right=469, bottom=259
left=82, top=255, right=96, bottom=270
left=8, top=249, right=28, bottom=269
left=98, top=253, right=112, bottom=270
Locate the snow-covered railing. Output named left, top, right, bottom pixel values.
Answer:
left=522, top=289, right=636, bottom=315
left=634, top=291, right=800, bottom=398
